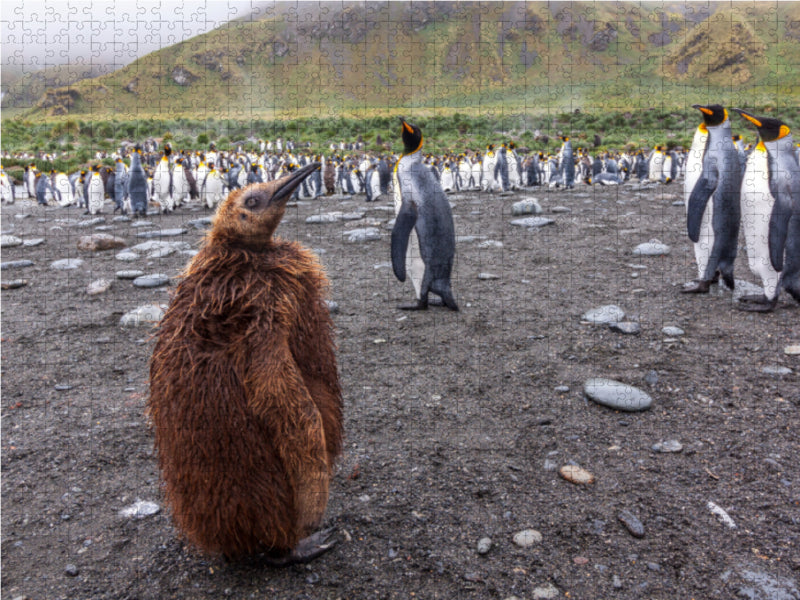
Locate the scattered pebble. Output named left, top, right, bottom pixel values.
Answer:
left=119, top=304, right=166, bottom=327
left=617, top=510, right=645, bottom=538
left=732, top=279, right=765, bottom=301
left=612, top=575, right=623, bottom=588
left=551, top=206, right=571, bottom=213
left=478, top=272, right=499, bottom=280
left=326, top=300, right=340, bottom=314
left=512, top=529, right=542, bottom=547
left=662, top=326, right=685, bottom=336
left=543, top=459, right=558, bottom=471
left=510, top=216, right=554, bottom=228
left=306, top=212, right=344, bottom=224
left=115, top=251, right=139, bottom=261
left=573, top=556, right=589, bottom=565
left=632, top=239, right=670, bottom=256
left=582, top=304, right=625, bottom=324
left=135, top=228, right=187, bottom=238
left=77, top=234, right=127, bottom=251
left=584, top=378, right=653, bottom=412
left=64, top=564, right=79, bottom=577
left=554, top=385, right=570, bottom=393
left=511, top=198, right=542, bottom=216
left=707, top=501, right=737, bottom=529
left=761, top=366, right=791, bottom=375
left=652, top=440, right=683, bottom=453
left=1, top=279, right=28, bottom=289
left=784, top=345, right=800, bottom=356
left=186, top=217, right=213, bottom=229
left=118, top=500, right=160, bottom=518
left=116, top=270, right=145, bottom=280
left=478, top=240, right=503, bottom=248
left=0, top=235, right=23, bottom=247
left=2, top=260, right=34, bottom=270
left=132, top=274, right=170, bottom=288
left=344, top=228, right=381, bottom=243
left=87, top=279, right=112, bottom=296
left=22, top=238, right=45, bottom=247
left=609, top=321, right=641, bottom=335
left=559, top=465, right=595, bottom=484
left=531, top=583, right=559, bottom=599
left=71, top=217, right=105, bottom=228
left=50, top=258, right=84, bottom=270
left=476, top=537, right=492, bottom=555
left=54, top=384, right=73, bottom=391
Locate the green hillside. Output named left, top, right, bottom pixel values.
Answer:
left=7, top=1, right=800, bottom=120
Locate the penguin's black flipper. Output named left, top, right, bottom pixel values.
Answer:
left=768, top=190, right=793, bottom=272
left=391, top=201, right=418, bottom=282
left=687, top=170, right=718, bottom=243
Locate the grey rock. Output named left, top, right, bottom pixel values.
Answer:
left=662, top=326, right=685, bottom=336
left=721, top=566, right=800, bottom=600
left=77, top=233, right=127, bottom=251
left=306, top=212, right=343, bottom=224
left=132, top=273, right=170, bottom=288
left=135, top=228, right=187, bottom=238
left=733, top=279, right=766, bottom=301
left=130, top=220, right=153, bottom=228
left=326, top=300, right=340, bottom=314
left=511, top=216, right=555, bottom=228
left=131, top=240, right=190, bottom=253
left=344, top=227, right=381, bottom=243
left=478, top=240, right=503, bottom=248
left=120, top=304, right=165, bottom=326
left=22, top=238, right=45, bottom=247
left=584, top=378, right=653, bottom=412
left=1, top=260, right=34, bottom=270
left=0, top=235, right=23, bottom=247
left=613, top=575, right=623, bottom=589
left=186, top=217, right=213, bottom=229
left=652, top=439, right=683, bottom=453
left=582, top=305, right=625, bottom=324
left=456, top=235, right=487, bottom=243
left=645, top=370, right=659, bottom=387
left=54, top=384, right=73, bottom=391
left=87, top=279, right=112, bottom=295
left=118, top=500, right=161, bottom=518
left=551, top=206, right=571, bottom=213
left=512, top=529, right=542, bottom=547
left=341, top=212, right=366, bottom=221
left=476, top=537, right=492, bottom=555
left=478, top=272, right=500, bottom=280
left=632, top=239, right=670, bottom=256
left=531, top=583, right=560, bottom=599
left=112, top=215, right=132, bottom=222
left=65, top=564, right=79, bottom=577
left=618, top=510, right=645, bottom=538
left=511, top=198, right=542, bottom=216
left=116, top=270, right=145, bottom=280
left=762, top=366, right=791, bottom=375
left=94, top=225, right=115, bottom=232
left=72, top=217, right=105, bottom=228
left=609, top=321, right=641, bottom=335
left=1, top=279, right=28, bottom=289
left=50, top=258, right=84, bottom=270
left=115, top=251, right=139, bottom=261
left=555, top=385, right=570, bottom=393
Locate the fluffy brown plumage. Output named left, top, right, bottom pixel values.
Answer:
left=148, top=163, right=343, bottom=560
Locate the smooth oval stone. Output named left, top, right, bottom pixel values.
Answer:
left=559, top=465, right=595, bottom=484
left=130, top=220, right=153, bottom=228
left=306, top=212, right=343, bottom=224
left=0, top=235, right=23, bottom=247
left=119, top=304, right=165, bottom=326
left=632, top=240, right=670, bottom=256
left=50, top=258, right=84, bottom=270
left=761, top=365, right=791, bottom=375
left=115, top=251, right=139, bottom=261
left=118, top=500, right=161, bottom=518
left=551, top=206, right=571, bottom=213
left=132, top=274, right=170, bottom=288
left=131, top=240, right=190, bottom=253
left=116, top=270, right=145, bottom=280
left=476, top=537, right=492, bottom=555
left=555, top=385, right=570, bottom=393
left=1, top=279, right=28, bottom=289
left=478, top=272, right=499, bottom=280
left=784, top=345, right=800, bottom=356
left=326, top=300, right=340, bottom=314
left=512, top=529, right=542, bottom=547
left=1, top=260, right=34, bottom=270
left=23, top=238, right=45, bottom=247
left=511, top=198, right=542, bottom=216
left=609, top=321, right=641, bottom=335
left=112, top=215, right=132, bottom=222
left=662, top=326, right=685, bottom=336
left=77, top=233, right=127, bottom=251
left=341, top=212, right=366, bottom=221
left=147, top=247, right=175, bottom=259
left=510, top=216, right=554, bottom=228
left=72, top=217, right=105, bottom=228
left=652, top=440, right=683, bottom=453
left=87, top=279, right=112, bottom=295
left=135, top=228, right=187, bottom=238
left=478, top=240, right=503, bottom=248
left=582, top=305, right=625, bottom=324
left=618, top=510, right=645, bottom=538
left=186, top=217, right=213, bottom=229
left=345, top=228, right=381, bottom=242
left=584, top=378, right=653, bottom=411
left=531, top=583, right=560, bottom=599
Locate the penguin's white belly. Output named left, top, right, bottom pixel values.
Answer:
left=440, top=170, right=455, bottom=192
left=55, top=177, right=73, bottom=206
left=508, top=160, right=521, bottom=188
left=649, top=155, right=664, bottom=180
left=393, top=173, right=425, bottom=300
left=173, top=173, right=187, bottom=205
left=88, top=180, right=104, bottom=214
left=741, top=152, right=779, bottom=299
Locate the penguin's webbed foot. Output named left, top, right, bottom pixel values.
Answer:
left=736, top=294, right=777, bottom=312
left=680, top=280, right=711, bottom=294
left=262, top=528, right=340, bottom=567
left=398, top=299, right=428, bottom=311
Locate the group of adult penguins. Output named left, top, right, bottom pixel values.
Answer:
left=147, top=109, right=800, bottom=566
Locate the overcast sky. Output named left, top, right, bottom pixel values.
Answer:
left=2, top=1, right=268, bottom=74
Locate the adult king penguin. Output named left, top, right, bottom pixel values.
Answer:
left=682, top=104, right=742, bottom=293
left=392, top=118, right=458, bottom=310
left=734, top=109, right=800, bottom=309
left=149, top=163, right=343, bottom=563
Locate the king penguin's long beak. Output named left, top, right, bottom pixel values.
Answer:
left=269, top=162, right=321, bottom=206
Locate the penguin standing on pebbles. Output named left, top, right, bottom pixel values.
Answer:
left=149, top=163, right=343, bottom=563
left=734, top=109, right=800, bottom=309
left=127, top=146, right=149, bottom=217
left=682, top=104, right=742, bottom=293
left=392, top=118, right=458, bottom=310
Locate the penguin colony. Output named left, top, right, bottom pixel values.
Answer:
left=149, top=163, right=343, bottom=562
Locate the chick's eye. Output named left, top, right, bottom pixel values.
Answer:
left=244, top=195, right=259, bottom=209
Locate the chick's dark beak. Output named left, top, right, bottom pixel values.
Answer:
left=270, top=162, right=321, bottom=206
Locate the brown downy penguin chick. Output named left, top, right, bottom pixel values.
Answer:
left=148, top=162, right=343, bottom=564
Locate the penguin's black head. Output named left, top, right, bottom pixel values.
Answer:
left=164, top=144, right=172, bottom=157
left=399, top=118, right=423, bottom=154
left=692, top=104, right=727, bottom=127
left=732, top=109, right=791, bottom=143
left=211, top=162, right=321, bottom=246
